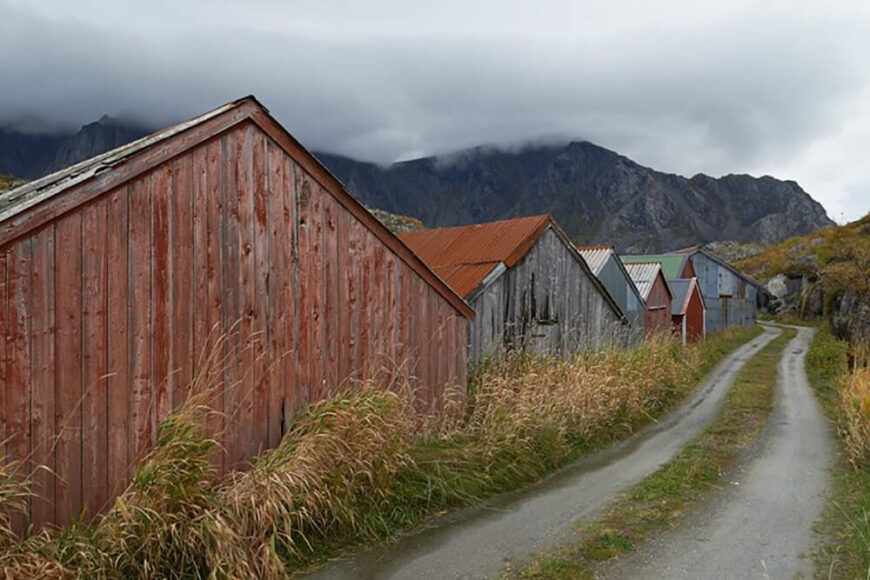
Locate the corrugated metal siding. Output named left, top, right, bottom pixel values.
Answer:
left=0, top=121, right=468, bottom=529
left=577, top=246, right=611, bottom=275
left=690, top=253, right=757, bottom=333
left=591, top=254, right=644, bottom=343
left=469, top=227, right=625, bottom=360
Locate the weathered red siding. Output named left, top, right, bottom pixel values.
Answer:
left=644, top=271, right=672, bottom=335
left=0, top=117, right=468, bottom=528
left=684, top=284, right=705, bottom=342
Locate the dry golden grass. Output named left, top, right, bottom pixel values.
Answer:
left=467, top=333, right=689, bottom=453
left=842, top=357, right=870, bottom=470
left=214, top=386, right=414, bottom=578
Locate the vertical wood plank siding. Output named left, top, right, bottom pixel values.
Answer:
left=469, top=228, right=624, bottom=361
left=0, top=121, right=468, bottom=528
left=643, top=274, right=672, bottom=335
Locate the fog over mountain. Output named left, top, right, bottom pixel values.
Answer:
left=1, top=1, right=869, bottom=222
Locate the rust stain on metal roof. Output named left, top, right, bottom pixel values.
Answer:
left=400, top=215, right=551, bottom=298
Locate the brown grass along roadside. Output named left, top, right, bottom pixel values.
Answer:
left=805, top=324, right=870, bottom=578
left=0, top=326, right=761, bottom=578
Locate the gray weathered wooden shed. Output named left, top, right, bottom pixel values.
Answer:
left=673, top=247, right=764, bottom=332
left=400, top=215, right=627, bottom=360
left=577, top=246, right=645, bottom=344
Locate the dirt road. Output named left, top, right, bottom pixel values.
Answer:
left=604, top=325, right=834, bottom=579
left=308, top=327, right=780, bottom=580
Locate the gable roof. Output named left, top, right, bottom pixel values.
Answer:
left=400, top=216, right=626, bottom=322
left=399, top=215, right=551, bottom=298
left=576, top=246, right=612, bottom=276
left=623, top=261, right=673, bottom=302
left=669, top=277, right=705, bottom=315
left=620, top=253, right=690, bottom=280
left=672, top=245, right=765, bottom=291
left=0, top=96, right=474, bottom=320
left=578, top=245, right=647, bottom=309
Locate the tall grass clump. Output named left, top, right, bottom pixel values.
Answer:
left=842, top=345, right=870, bottom=469
left=214, top=386, right=414, bottom=577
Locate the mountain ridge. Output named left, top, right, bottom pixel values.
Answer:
left=315, top=141, right=833, bottom=252
left=0, top=116, right=833, bottom=252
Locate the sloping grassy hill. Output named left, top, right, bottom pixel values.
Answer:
left=736, top=213, right=870, bottom=283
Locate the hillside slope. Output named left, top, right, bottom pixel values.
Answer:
left=316, top=143, right=833, bottom=252
left=736, top=213, right=870, bottom=341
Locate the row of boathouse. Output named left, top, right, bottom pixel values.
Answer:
left=0, top=96, right=766, bottom=527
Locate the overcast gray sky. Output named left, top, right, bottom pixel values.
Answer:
left=2, top=0, right=868, bottom=222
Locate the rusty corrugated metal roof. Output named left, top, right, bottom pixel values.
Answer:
left=399, top=215, right=551, bottom=298
left=429, top=263, right=501, bottom=298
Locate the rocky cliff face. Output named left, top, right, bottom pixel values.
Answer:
left=0, top=116, right=149, bottom=179
left=317, top=142, right=834, bottom=252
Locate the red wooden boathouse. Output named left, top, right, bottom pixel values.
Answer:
left=0, top=96, right=473, bottom=528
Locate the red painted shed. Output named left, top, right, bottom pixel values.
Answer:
left=0, top=97, right=473, bottom=528
left=623, top=261, right=673, bottom=336
left=669, top=277, right=706, bottom=344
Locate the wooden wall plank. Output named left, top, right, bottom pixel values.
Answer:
left=251, top=130, right=269, bottom=455
left=282, top=157, right=298, bottom=423
left=295, top=168, right=312, bottom=407
left=81, top=199, right=108, bottom=516
left=385, top=253, right=397, bottom=379
left=336, top=208, right=351, bottom=388
left=309, top=183, right=324, bottom=401
left=191, top=147, right=209, bottom=377
left=6, top=238, right=32, bottom=529
left=128, top=176, right=152, bottom=473
left=323, top=196, right=339, bottom=396
left=347, top=218, right=361, bottom=384
left=399, top=268, right=411, bottom=389
left=29, top=227, right=55, bottom=527
left=223, top=131, right=243, bottom=467
left=373, top=244, right=385, bottom=378
left=0, top=253, right=6, bottom=463
left=106, top=187, right=130, bottom=496
left=359, top=227, right=372, bottom=382
left=151, top=166, right=171, bottom=431
left=266, top=141, right=284, bottom=446
left=205, top=139, right=225, bottom=468
left=170, top=154, right=194, bottom=408
left=237, top=126, right=256, bottom=463
left=54, top=213, right=81, bottom=526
